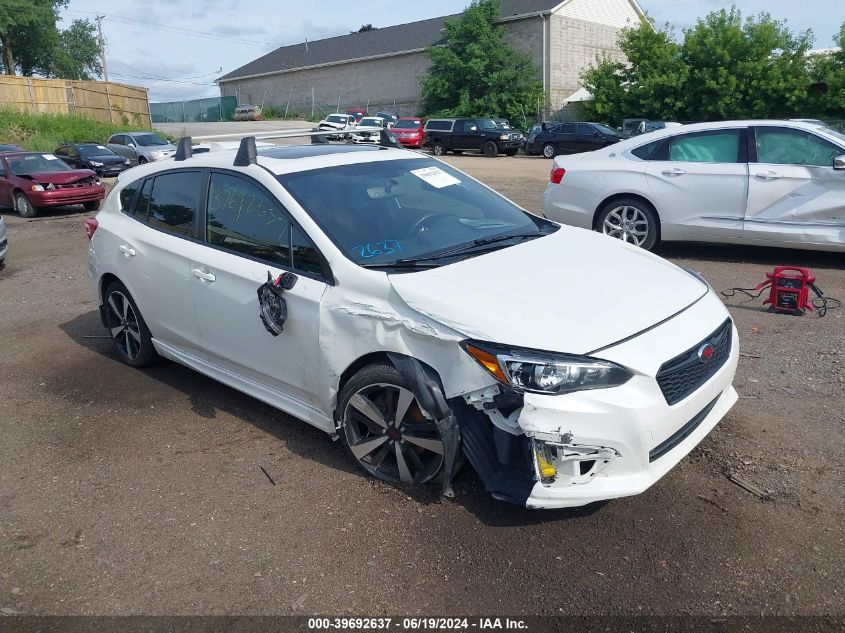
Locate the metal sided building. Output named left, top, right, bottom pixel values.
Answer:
left=216, top=0, right=646, bottom=116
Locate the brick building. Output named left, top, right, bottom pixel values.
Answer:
left=217, top=0, right=645, bottom=116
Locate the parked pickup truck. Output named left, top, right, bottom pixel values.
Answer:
left=423, top=118, right=522, bottom=157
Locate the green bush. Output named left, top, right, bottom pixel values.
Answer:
left=0, top=109, right=154, bottom=152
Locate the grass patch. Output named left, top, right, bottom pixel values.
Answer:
left=0, top=109, right=153, bottom=152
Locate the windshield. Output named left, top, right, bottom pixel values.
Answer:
left=359, top=118, right=382, bottom=127
left=79, top=144, right=116, bottom=157
left=495, top=121, right=513, bottom=129
left=327, top=115, right=346, bottom=123
left=277, top=157, right=550, bottom=268
left=134, top=134, right=168, bottom=147
left=7, top=153, right=72, bottom=175
left=394, top=119, right=421, bottom=129
left=592, top=123, right=619, bottom=136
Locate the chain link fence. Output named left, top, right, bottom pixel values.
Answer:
left=150, top=96, right=237, bottom=123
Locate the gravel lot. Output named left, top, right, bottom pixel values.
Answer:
left=0, top=149, right=843, bottom=617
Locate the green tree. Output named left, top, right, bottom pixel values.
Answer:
left=807, top=23, right=845, bottom=118
left=580, top=6, right=817, bottom=124
left=0, top=0, right=100, bottom=79
left=420, top=0, right=544, bottom=121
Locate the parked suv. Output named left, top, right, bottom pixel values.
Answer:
left=85, top=138, right=738, bottom=509
left=423, top=118, right=522, bottom=157
left=392, top=117, right=425, bottom=148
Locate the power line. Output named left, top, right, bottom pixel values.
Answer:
left=63, top=9, right=277, bottom=47
left=107, top=56, right=222, bottom=83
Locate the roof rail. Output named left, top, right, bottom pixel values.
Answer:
left=174, top=136, right=193, bottom=161
left=234, top=136, right=257, bottom=166
left=193, top=127, right=404, bottom=151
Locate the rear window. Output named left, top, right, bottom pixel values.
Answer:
left=119, top=181, right=140, bottom=212
left=425, top=120, right=453, bottom=131
left=631, top=139, right=664, bottom=160
left=148, top=171, right=202, bottom=237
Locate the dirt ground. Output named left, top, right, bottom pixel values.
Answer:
left=0, top=150, right=843, bottom=617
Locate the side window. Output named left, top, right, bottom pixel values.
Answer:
left=631, top=139, right=664, bottom=160
left=668, top=130, right=741, bottom=163
left=134, top=178, right=152, bottom=220
left=578, top=124, right=596, bottom=136
left=119, top=180, right=141, bottom=214
left=148, top=171, right=201, bottom=237
left=559, top=123, right=576, bottom=135
left=755, top=127, right=841, bottom=167
left=292, top=225, right=323, bottom=276
left=111, top=136, right=123, bottom=146
left=206, top=172, right=292, bottom=268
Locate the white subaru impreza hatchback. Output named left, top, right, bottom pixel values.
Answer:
left=87, top=138, right=738, bottom=509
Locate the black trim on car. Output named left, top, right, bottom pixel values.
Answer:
left=649, top=394, right=721, bottom=462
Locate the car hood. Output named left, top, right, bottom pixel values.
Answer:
left=388, top=227, right=708, bottom=355
left=145, top=144, right=176, bottom=152
left=27, top=170, right=98, bottom=184
left=88, top=154, right=126, bottom=163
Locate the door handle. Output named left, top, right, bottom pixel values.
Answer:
left=661, top=167, right=686, bottom=177
left=192, top=268, right=216, bottom=283
left=754, top=170, right=782, bottom=180
left=118, top=244, right=136, bottom=257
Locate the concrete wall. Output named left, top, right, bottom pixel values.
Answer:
left=502, top=16, right=547, bottom=86
left=219, top=51, right=431, bottom=116
left=547, top=13, right=626, bottom=107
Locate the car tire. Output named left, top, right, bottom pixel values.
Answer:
left=137, top=156, right=148, bottom=165
left=483, top=141, right=498, bottom=157
left=596, top=198, right=659, bottom=250
left=103, top=281, right=158, bottom=368
left=84, top=201, right=100, bottom=212
left=542, top=143, right=556, bottom=159
left=338, top=363, right=445, bottom=485
left=432, top=142, right=447, bottom=156
left=14, top=191, right=37, bottom=218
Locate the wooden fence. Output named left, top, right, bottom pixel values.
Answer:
left=0, top=75, right=150, bottom=127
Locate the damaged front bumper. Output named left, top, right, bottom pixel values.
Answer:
left=459, top=293, right=739, bottom=509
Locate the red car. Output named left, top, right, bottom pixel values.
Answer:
left=392, top=117, right=425, bottom=148
left=0, top=152, right=105, bottom=218
left=344, top=108, right=367, bottom=123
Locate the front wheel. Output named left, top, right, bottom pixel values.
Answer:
left=84, top=200, right=100, bottom=212
left=542, top=143, right=556, bottom=159
left=14, top=192, right=37, bottom=218
left=432, top=142, right=447, bottom=156
left=103, top=281, right=158, bottom=367
left=137, top=156, right=148, bottom=165
left=483, top=141, right=498, bottom=157
left=338, top=364, right=445, bottom=485
left=596, top=198, right=659, bottom=250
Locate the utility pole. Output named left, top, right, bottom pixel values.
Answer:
left=95, top=15, right=109, bottom=82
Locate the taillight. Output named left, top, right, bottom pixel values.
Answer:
left=550, top=167, right=565, bottom=184
left=84, top=218, right=98, bottom=240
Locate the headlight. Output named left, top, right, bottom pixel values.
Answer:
left=90, top=161, right=103, bottom=167
left=123, top=159, right=130, bottom=165
left=31, top=184, right=44, bottom=192
left=499, top=134, right=508, bottom=140
left=462, top=341, right=633, bottom=395
left=151, top=151, right=163, bottom=158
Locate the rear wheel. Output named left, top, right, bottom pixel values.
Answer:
left=339, top=364, right=445, bottom=485
left=103, top=281, right=158, bottom=367
left=432, top=142, right=447, bottom=156
left=14, top=192, right=37, bottom=218
left=84, top=200, right=100, bottom=212
left=596, top=198, right=659, bottom=250
left=542, top=143, right=556, bottom=159
left=483, top=141, right=498, bottom=157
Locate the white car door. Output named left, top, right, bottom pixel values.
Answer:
left=114, top=171, right=207, bottom=357
left=189, top=170, right=328, bottom=412
left=643, top=128, right=748, bottom=241
left=745, top=125, right=845, bottom=248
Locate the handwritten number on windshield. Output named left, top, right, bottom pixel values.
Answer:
left=353, top=240, right=403, bottom=259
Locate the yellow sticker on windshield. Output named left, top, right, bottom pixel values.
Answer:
left=410, top=166, right=461, bottom=189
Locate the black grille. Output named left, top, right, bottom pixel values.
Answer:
left=656, top=319, right=732, bottom=406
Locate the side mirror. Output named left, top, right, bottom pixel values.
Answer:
left=834, top=155, right=845, bottom=170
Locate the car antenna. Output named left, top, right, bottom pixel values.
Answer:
left=234, top=136, right=258, bottom=166
left=174, top=136, right=193, bottom=161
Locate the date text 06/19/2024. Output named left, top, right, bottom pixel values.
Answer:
left=307, top=617, right=529, bottom=630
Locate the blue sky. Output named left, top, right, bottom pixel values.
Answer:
left=60, top=0, right=843, bottom=102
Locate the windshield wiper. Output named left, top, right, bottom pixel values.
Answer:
left=359, top=260, right=442, bottom=270
left=388, top=232, right=542, bottom=266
